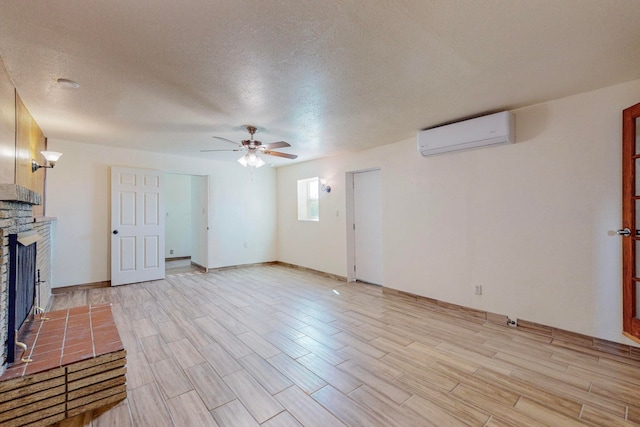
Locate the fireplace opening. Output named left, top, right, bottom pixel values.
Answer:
left=7, top=232, right=39, bottom=364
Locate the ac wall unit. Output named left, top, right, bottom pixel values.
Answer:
left=417, top=111, right=515, bottom=156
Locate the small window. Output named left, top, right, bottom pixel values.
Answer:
left=297, top=177, right=319, bottom=221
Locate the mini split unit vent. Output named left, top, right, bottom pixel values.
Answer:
left=417, top=111, right=515, bottom=156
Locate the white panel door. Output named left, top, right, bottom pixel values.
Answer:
left=353, top=169, right=382, bottom=285
left=111, top=167, right=165, bottom=286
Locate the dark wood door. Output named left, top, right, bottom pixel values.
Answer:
left=622, top=102, right=640, bottom=342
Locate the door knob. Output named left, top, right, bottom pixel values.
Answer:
left=617, top=228, right=631, bottom=237
left=113, top=230, right=119, bottom=235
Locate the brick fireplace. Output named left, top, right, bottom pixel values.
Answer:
left=0, top=184, right=53, bottom=376
left=0, top=185, right=127, bottom=424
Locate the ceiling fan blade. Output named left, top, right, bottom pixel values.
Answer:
left=263, top=150, right=298, bottom=159
left=212, top=136, right=240, bottom=145
left=200, top=148, right=243, bottom=152
left=263, top=141, right=290, bottom=150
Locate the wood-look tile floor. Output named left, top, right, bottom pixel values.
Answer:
left=166, top=258, right=205, bottom=275
left=48, top=265, right=640, bottom=426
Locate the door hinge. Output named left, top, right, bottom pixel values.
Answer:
left=353, top=224, right=355, bottom=230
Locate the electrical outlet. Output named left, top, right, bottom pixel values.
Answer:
left=170, top=249, right=174, bottom=255
left=475, top=285, right=482, bottom=295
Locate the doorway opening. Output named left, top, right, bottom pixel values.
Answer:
left=165, top=173, right=209, bottom=275
left=345, top=168, right=383, bottom=285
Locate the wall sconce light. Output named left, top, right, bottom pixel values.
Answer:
left=32, top=151, right=63, bottom=172
left=320, top=179, right=331, bottom=193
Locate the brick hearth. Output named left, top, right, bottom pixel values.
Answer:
left=0, top=304, right=126, bottom=426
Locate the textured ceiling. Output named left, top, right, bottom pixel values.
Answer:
left=0, top=0, right=639, bottom=165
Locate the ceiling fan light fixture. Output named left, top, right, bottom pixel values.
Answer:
left=237, top=152, right=265, bottom=168
left=247, top=152, right=258, bottom=166
left=210, top=125, right=296, bottom=167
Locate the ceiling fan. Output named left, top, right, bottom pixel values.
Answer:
left=201, top=125, right=298, bottom=168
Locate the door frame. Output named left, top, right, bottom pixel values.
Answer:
left=190, top=174, right=210, bottom=271
left=164, top=173, right=210, bottom=271
left=345, top=167, right=381, bottom=283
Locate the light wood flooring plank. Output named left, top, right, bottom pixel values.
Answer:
left=216, top=315, right=252, bottom=335
left=580, top=405, right=638, bottom=427
left=334, top=331, right=387, bottom=358
left=185, top=363, right=236, bottom=410
left=312, top=385, right=393, bottom=427
left=474, top=367, right=582, bottom=418
left=263, top=331, right=311, bottom=359
left=294, top=336, right=348, bottom=366
left=132, top=317, right=158, bottom=339
left=450, top=384, right=545, bottom=427
left=92, top=400, right=133, bottom=427
left=495, top=351, right=588, bottom=389
left=628, top=405, right=640, bottom=424
left=118, top=329, right=142, bottom=354
left=484, top=416, right=516, bottom=427
left=297, top=353, right=362, bottom=394
left=211, top=399, right=259, bottom=427
left=222, top=369, right=284, bottom=423
left=336, top=360, right=411, bottom=405
left=395, top=374, right=491, bottom=426
left=140, top=334, right=171, bottom=364
left=267, top=353, right=327, bottom=394
left=297, top=326, right=345, bottom=350
left=510, top=367, right=627, bottom=418
left=128, top=382, right=173, bottom=427
left=166, top=389, right=219, bottom=427
left=166, top=338, right=207, bottom=369
left=347, top=385, right=428, bottom=427
left=405, top=341, right=479, bottom=373
left=514, top=396, right=589, bottom=427
left=237, top=353, right=293, bottom=395
left=402, top=394, right=470, bottom=427
left=155, top=319, right=184, bottom=343
left=261, top=411, right=303, bottom=427
left=125, top=351, right=155, bottom=390
left=198, top=342, right=243, bottom=377
left=429, top=360, right=520, bottom=406
left=267, top=319, right=306, bottom=340
left=275, top=386, right=345, bottom=427
left=238, top=331, right=282, bottom=359
left=150, top=357, right=193, bottom=400
left=194, top=317, right=253, bottom=358
left=338, top=345, right=403, bottom=382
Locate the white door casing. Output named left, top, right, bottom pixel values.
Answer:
left=111, top=167, right=165, bottom=286
left=353, top=169, right=383, bottom=285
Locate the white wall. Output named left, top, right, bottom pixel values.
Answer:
left=165, top=173, right=192, bottom=258
left=277, top=79, right=640, bottom=346
left=46, top=140, right=277, bottom=287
